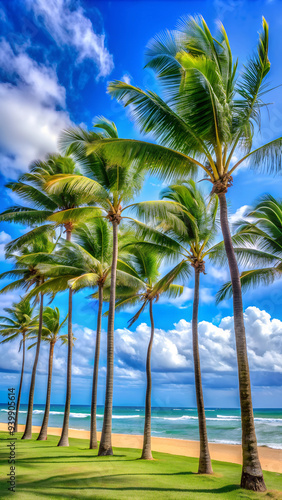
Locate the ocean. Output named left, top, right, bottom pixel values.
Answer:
left=1, top=405, right=281, bottom=449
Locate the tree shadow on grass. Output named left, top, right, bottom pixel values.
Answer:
left=0, top=470, right=241, bottom=498
left=0, top=479, right=241, bottom=499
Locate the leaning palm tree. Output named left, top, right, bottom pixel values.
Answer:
left=27, top=307, right=68, bottom=440
left=0, top=299, right=38, bottom=432
left=0, top=154, right=93, bottom=445
left=95, top=17, right=282, bottom=489
left=103, top=246, right=188, bottom=460
left=46, top=117, right=146, bottom=455
left=216, top=195, right=282, bottom=301
left=129, top=180, right=217, bottom=472
left=0, top=235, right=56, bottom=440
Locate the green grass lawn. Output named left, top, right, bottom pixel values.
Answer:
left=0, top=431, right=281, bottom=500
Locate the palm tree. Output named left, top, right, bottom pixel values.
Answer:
left=27, top=307, right=68, bottom=440
left=103, top=245, right=188, bottom=460
left=129, top=180, right=217, bottom=472
left=46, top=117, right=146, bottom=455
left=27, top=221, right=140, bottom=449
left=216, top=195, right=282, bottom=301
left=46, top=219, right=113, bottom=450
left=0, top=299, right=38, bottom=433
left=70, top=219, right=112, bottom=450
left=0, top=154, right=91, bottom=446
left=0, top=235, right=56, bottom=440
left=98, top=17, right=282, bottom=490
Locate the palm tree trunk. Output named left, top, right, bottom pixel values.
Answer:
left=98, top=220, right=118, bottom=456
left=14, top=334, right=25, bottom=433
left=22, top=293, right=44, bottom=439
left=192, top=268, right=213, bottom=474
left=90, top=284, right=103, bottom=449
left=37, top=341, right=54, bottom=440
left=218, top=193, right=265, bottom=491
left=141, top=299, right=154, bottom=460
left=58, top=229, right=73, bottom=447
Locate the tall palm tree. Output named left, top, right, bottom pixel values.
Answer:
left=96, top=17, right=282, bottom=490
left=129, top=180, right=217, bottom=472
left=0, top=299, right=38, bottom=432
left=71, top=219, right=112, bottom=450
left=216, top=195, right=282, bottom=301
left=28, top=221, right=140, bottom=449
left=110, top=246, right=188, bottom=460
left=28, top=306, right=68, bottom=441
left=0, top=154, right=91, bottom=446
left=46, top=117, right=146, bottom=455
left=0, top=236, right=56, bottom=440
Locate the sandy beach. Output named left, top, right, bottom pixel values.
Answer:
left=1, top=422, right=281, bottom=473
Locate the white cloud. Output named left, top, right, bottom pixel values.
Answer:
left=1, top=307, right=281, bottom=392
left=158, top=286, right=193, bottom=308
left=0, top=40, right=71, bottom=179
left=122, top=73, right=131, bottom=85
left=0, top=231, right=12, bottom=260
left=158, top=285, right=215, bottom=308
left=230, top=205, right=250, bottom=225
left=0, top=38, right=65, bottom=106
left=0, top=291, right=22, bottom=313
left=26, top=0, right=114, bottom=79
left=208, top=265, right=229, bottom=282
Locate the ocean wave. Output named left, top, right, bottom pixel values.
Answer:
left=154, top=415, right=242, bottom=422
left=217, top=415, right=240, bottom=420
left=211, top=439, right=282, bottom=450
left=33, top=410, right=44, bottom=414
left=211, top=439, right=241, bottom=446
left=70, top=413, right=90, bottom=418
left=261, top=443, right=282, bottom=450
left=158, top=416, right=198, bottom=421
left=50, top=411, right=64, bottom=415
left=254, top=418, right=282, bottom=423
left=112, top=415, right=140, bottom=419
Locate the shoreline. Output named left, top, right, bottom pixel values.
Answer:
left=1, top=423, right=281, bottom=473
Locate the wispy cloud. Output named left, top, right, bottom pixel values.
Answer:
left=26, top=0, right=114, bottom=79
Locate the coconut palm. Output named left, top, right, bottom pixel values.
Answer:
left=71, top=219, right=112, bottom=450
left=0, top=235, right=56, bottom=440
left=99, top=17, right=282, bottom=489
left=46, top=117, right=146, bottom=455
left=0, top=154, right=95, bottom=446
left=216, top=195, right=282, bottom=301
left=0, top=299, right=39, bottom=432
left=102, top=246, right=188, bottom=460
left=129, top=180, right=217, bottom=472
left=28, top=220, right=141, bottom=449
left=27, top=307, right=68, bottom=440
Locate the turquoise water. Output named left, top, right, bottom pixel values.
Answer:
left=1, top=405, right=281, bottom=449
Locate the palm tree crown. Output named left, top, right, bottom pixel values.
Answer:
left=216, top=195, right=282, bottom=301
left=0, top=298, right=38, bottom=345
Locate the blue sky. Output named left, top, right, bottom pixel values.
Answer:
left=0, top=0, right=281, bottom=409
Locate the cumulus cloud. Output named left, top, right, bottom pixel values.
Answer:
left=113, top=306, right=282, bottom=388
left=0, top=38, right=65, bottom=106
left=0, top=40, right=71, bottom=179
left=0, top=231, right=12, bottom=260
left=230, top=205, right=250, bottom=226
left=1, top=307, right=281, bottom=394
left=26, top=0, right=114, bottom=78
